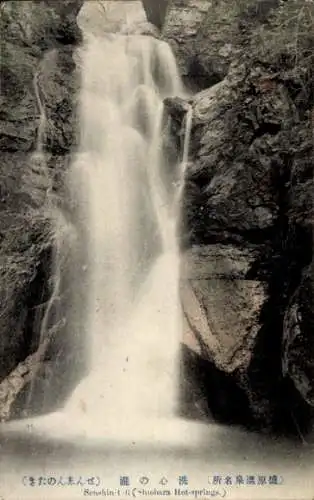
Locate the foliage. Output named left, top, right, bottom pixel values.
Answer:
left=251, top=0, right=314, bottom=68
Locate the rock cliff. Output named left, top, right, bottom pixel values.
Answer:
left=164, top=0, right=314, bottom=434
left=142, top=0, right=169, bottom=29
left=0, top=0, right=84, bottom=419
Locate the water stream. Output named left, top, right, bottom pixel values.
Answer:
left=2, top=2, right=193, bottom=443
left=62, top=23, right=191, bottom=431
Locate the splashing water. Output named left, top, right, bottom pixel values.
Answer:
left=63, top=27, right=191, bottom=433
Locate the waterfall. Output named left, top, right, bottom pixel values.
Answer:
left=182, top=106, right=193, bottom=170
left=62, top=28, right=190, bottom=432
left=1, top=14, right=312, bottom=500
left=33, top=72, right=46, bottom=154
left=175, top=105, right=193, bottom=215
left=22, top=70, right=78, bottom=414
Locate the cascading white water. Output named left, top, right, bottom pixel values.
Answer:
left=64, top=25, right=191, bottom=429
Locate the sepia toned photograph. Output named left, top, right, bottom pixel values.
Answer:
left=0, top=0, right=313, bottom=498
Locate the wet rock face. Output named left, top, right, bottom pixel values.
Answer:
left=283, top=262, right=314, bottom=407
left=0, top=1, right=82, bottom=156
left=163, top=0, right=314, bottom=91
left=163, top=0, right=213, bottom=90
left=165, top=0, right=314, bottom=433
left=0, top=0, right=83, bottom=413
left=142, top=0, right=169, bottom=30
